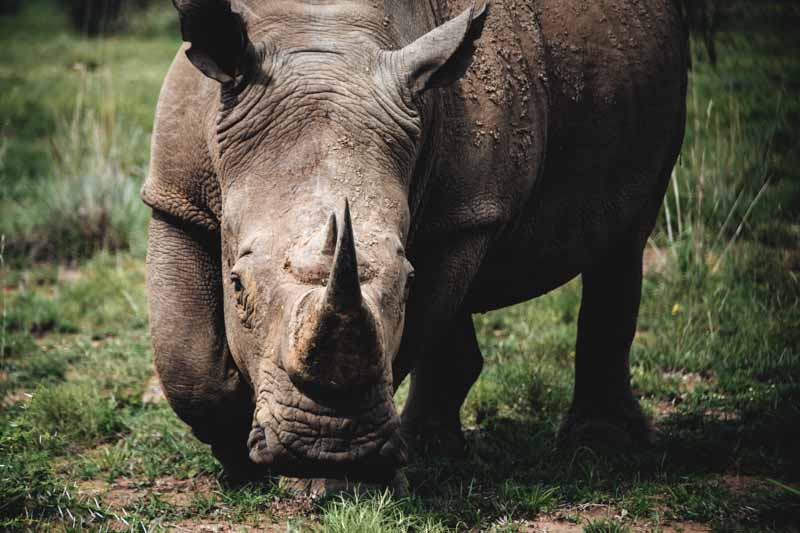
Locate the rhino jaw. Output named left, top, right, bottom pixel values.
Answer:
left=247, top=377, right=405, bottom=480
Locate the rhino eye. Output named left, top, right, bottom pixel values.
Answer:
left=230, top=272, right=243, bottom=292
left=230, top=271, right=253, bottom=328
left=404, top=271, right=415, bottom=302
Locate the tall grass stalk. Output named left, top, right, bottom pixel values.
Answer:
left=656, top=85, right=774, bottom=270
left=0, top=71, right=149, bottom=262
left=1, top=137, right=6, bottom=359
left=1, top=233, right=6, bottom=360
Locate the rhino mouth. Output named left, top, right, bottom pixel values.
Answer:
left=248, top=363, right=406, bottom=481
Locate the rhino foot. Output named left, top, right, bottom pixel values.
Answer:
left=558, top=401, right=653, bottom=452
left=402, top=422, right=468, bottom=459
left=212, top=441, right=269, bottom=486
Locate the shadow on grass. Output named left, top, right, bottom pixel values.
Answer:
left=402, top=394, right=800, bottom=530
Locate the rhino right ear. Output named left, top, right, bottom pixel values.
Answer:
left=384, top=1, right=488, bottom=95
left=173, top=0, right=252, bottom=83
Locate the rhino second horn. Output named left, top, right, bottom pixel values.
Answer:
left=324, top=199, right=361, bottom=312
left=321, top=212, right=338, bottom=256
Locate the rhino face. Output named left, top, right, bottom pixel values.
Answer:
left=174, top=0, right=485, bottom=480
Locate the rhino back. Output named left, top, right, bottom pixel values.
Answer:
left=428, top=0, right=688, bottom=310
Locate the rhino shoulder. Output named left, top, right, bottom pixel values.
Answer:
left=141, top=45, right=221, bottom=231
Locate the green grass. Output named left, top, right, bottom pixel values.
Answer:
left=319, top=491, right=449, bottom=533
left=1, top=0, right=799, bottom=531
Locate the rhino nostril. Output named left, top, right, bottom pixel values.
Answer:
left=230, top=271, right=243, bottom=292
left=248, top=425, right=274, bottom=465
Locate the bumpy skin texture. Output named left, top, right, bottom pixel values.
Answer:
left=399, top=0, right=687, bottom=448
left=143, top=0, right=688, bottom=482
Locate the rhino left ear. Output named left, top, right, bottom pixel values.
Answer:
left=173, top=0, right=252, bottom=83
left=386, top=1, right=488, bottom=95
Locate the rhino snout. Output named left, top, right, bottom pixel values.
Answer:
left=247, top=420, right=408, bottom=474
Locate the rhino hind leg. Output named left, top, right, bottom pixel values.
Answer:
left=400, top=313, right=484, bottom=458
left=559, top=235, right=651, bottom=451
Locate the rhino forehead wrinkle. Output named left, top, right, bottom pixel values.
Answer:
left=145, top=0, right=688, bottom=488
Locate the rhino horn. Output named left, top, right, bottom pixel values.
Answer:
left=321, top=212, right=338, bottom=256
left=285, top=200, right=383, bottom=389
left=323, top=199, right=361, bottom=312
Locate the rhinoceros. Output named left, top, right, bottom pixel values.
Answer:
left=142, top=0, right=688, bottom=486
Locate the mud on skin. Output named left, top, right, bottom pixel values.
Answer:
left=143, top=0, right=688, bottom=492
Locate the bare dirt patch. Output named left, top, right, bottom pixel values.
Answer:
left=170, top=495, right=316, bottom=532
left=658, top=522, right=713, bottom=533
left=76, top=474, right=317, bottom=530
left=169, top=517, right=307, bottom=532
left=521, top=504, right=713, bottom=532
left=720, top=473, right=762, bottom=494
left=651, top=399, right=680, bottom=422
left=649, top=370, right=719, bottom=423
left=57, top=266, right=83, bottom=285
left=662, top=370, right=716, bottom=395
left=141, top=373, right=165, bottom=404
left=78, top=474, right=217, bottom=509
left=643, top=246, right=669, bottom=275
left=1, top=389, right=32, bottom=407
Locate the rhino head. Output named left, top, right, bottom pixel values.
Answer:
left=172, top=0, right=485, bottom=481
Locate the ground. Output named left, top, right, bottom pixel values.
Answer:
left=1, top=0, right=799, bottom=531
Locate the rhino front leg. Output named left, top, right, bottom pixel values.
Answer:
left=560, top=236, right=651, bottom=450
left=400, top=312, right=483, bottom=457
left=147, top=211, right=262, bottom=481
left=394, top=231, right=492, bottom=458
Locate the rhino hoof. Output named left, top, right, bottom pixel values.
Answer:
left=558, top=407, right=653, bottom=452
left=403, top=424, right=468, bottom=459
left=212, top=445, right=269, bottom=486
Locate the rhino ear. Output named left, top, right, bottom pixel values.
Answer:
left=173, top=0, right=252, bottom=83
left=387, top=1, right=487, bottom=94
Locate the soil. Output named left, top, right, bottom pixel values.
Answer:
left=522, top=504, right=712, bottom=532
left=1, top=389, right=31, bottom=407
left=78, top=475, right=217, bottom=509
left=643, top=246, right=669, bottom=275
left=141, top=373, right=165, bottom=404
left=76, top=473, right=317, bottom=530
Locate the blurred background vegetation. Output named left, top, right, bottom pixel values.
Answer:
left=0, top=0, right=798, bottom=531
left=0, top=0, right=176, bottom=264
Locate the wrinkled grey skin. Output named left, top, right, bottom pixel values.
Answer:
left=143, top=0, right=688, bottom=484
